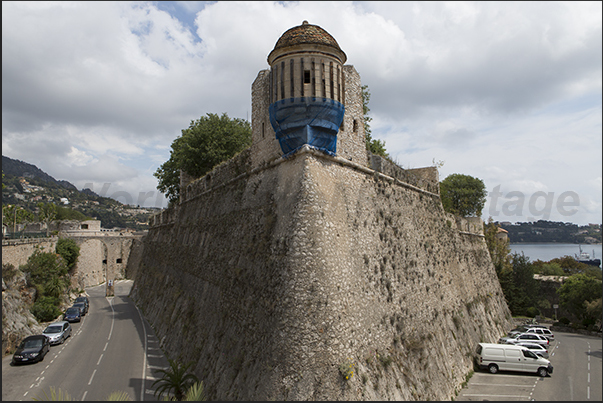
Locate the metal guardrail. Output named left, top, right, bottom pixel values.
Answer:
left=2, top=232, right=52, bottom=240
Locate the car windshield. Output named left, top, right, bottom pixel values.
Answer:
left=44, top=326, right=62, bottom=334
left=66, top=308, right=79, bottom=314
left=76, top=298, right=86, bottom=303
left=22, top=339, right=42, bottom=349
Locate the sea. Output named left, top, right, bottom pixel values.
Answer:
left=509, top=243, right=602, bottom=268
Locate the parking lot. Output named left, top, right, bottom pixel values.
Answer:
left=455, top=332, right=602, bottom=401
left=455, top=371, right=544, bottom=401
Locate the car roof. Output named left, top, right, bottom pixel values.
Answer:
left=24, top=335, right=46, bottom=340
left=479, top=343, right=525, bottom=350
left=516, top=332, right=545, bottom=338
left=517, top=342, right=545, bottom=348
left=66, top=307, right=80, bottom=312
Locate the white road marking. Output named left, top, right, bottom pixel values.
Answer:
left=135, top=304, right=148, bottom=401
left=107, top=297, right=115, bottom=340
left=97, top=354, right=103, bottom=366
left=82, top=391, right=88, bottom=401
left=88, top=369, right=97, bottom=385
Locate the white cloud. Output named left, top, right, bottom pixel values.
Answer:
left=2, top=1, right=600, bottom=224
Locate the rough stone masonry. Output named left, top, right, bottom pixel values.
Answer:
left=129, top=21, right=512, bottom=400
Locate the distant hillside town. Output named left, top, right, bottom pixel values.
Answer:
left=2, top=155, right=157, bottom=233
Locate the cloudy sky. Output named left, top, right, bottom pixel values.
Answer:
left=2, top=1, right=601, bottom=225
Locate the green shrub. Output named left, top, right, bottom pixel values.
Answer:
left=2, top=263, right=18, bottom=282
left=31, top=296, right=62, bottom=322
left=525, top=307, right=540, bottom=318
left=559, top=317, right=571, bottom=325
left=56, top=238, right=80, bottom=270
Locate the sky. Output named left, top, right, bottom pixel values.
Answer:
left=2, top=1, right=601, bottom=225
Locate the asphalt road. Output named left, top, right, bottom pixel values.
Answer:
left=2, top=280, right=170, bottom=401
left=456, top=330, right=602, bottom=401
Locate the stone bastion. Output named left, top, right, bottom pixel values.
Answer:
left=130, top=144, right=513, bottom=400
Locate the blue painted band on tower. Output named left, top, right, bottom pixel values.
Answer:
left=269, top=97, right=345, bottom=157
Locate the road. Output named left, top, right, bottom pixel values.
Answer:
left=456, top=331, right=602, bottom=401
left=2, top=280, right=170, bottom=401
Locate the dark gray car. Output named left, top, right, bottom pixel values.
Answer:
left=74, top=296, right=89, bottom=310
left=72, top=302, right=87, bottom=316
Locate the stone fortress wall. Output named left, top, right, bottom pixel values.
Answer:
left=2, top=221, right=144, bottom=289
left=131, top=21, right=514, bottom=400
left=132, top=143, right=512, bottom=400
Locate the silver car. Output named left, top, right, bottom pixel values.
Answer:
left=517, top=342, right=549, bottom=359
left=42, top=321, right=72, bottom=345
left=499, top=333, right=550, bottom=348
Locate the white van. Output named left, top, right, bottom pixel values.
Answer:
left=476, top=343, right=553, bottom=377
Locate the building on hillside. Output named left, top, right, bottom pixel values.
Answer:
left=496, top=227, right=509, bottom=242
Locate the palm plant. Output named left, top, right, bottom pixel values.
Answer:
left=152, top=359, right=200, bottom=401
left=32, top=386, right=72, bottom=401
left=183, top=381, right=206, bottom=401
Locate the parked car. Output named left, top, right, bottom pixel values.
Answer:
left=508, top=326, right=555, bottom=341
left=476, top=343, right=553, bottom=377
left=507, top=325, right=530, bottom=337
left=74, top=295, right=89, bottom=310
left=499, top=333, right=550, bottom=348
left=525, top=327, right=555, bottom=341
left=72, top=302, right=87, bottom=316
left=64, top=307, right=81, bottom=322
left=42, top=321, right=72, bottom=345
left=517, top=342, right=550, bottom=359
left=11, top=335, right=50, bottom=365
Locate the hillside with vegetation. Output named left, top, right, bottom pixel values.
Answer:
left=496, top=220, right=601, bottom=244
left=2, top=155, right=156, bottom=232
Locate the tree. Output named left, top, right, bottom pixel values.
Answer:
left=152, top=359, right=200, bottom=401
left=362, top=85, right=389, bottom=158
left=155, top=113, right=252, bottom=203
left=584, top=298, right=602, bottom=329
left=503, top=252, right=540, bottom=316
left=2, top=204, right=34, bottom=234
left=483, top=217, right=512, bottom=275
left=557, top=274, right=602, bottom=322
left=22, top=249, right=69, bottom=287
left=548, top=256, right=602, bottom=279
left=440, top=173, right=487, bottom=217
left=56, top=238, right=80, bottom=271
left=37, top=202, right=58, bottom=236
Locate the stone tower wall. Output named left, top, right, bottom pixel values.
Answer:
left=250, top=65, right=368, bottom=169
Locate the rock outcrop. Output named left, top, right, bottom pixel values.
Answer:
left=2, top=265, right=44, bottom=356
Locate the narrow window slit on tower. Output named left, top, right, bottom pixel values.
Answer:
left=304, top=70, right=311, bottom=84
left=330, top=62, right=334, bottom=101
left=280, top=61, right=285, bottom=101
left=290, top=59, right=294, bottom=100
left=300, top=58, right=305, bottom=97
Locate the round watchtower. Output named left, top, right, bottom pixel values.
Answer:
left=267, top=21, right=347, bottom=156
